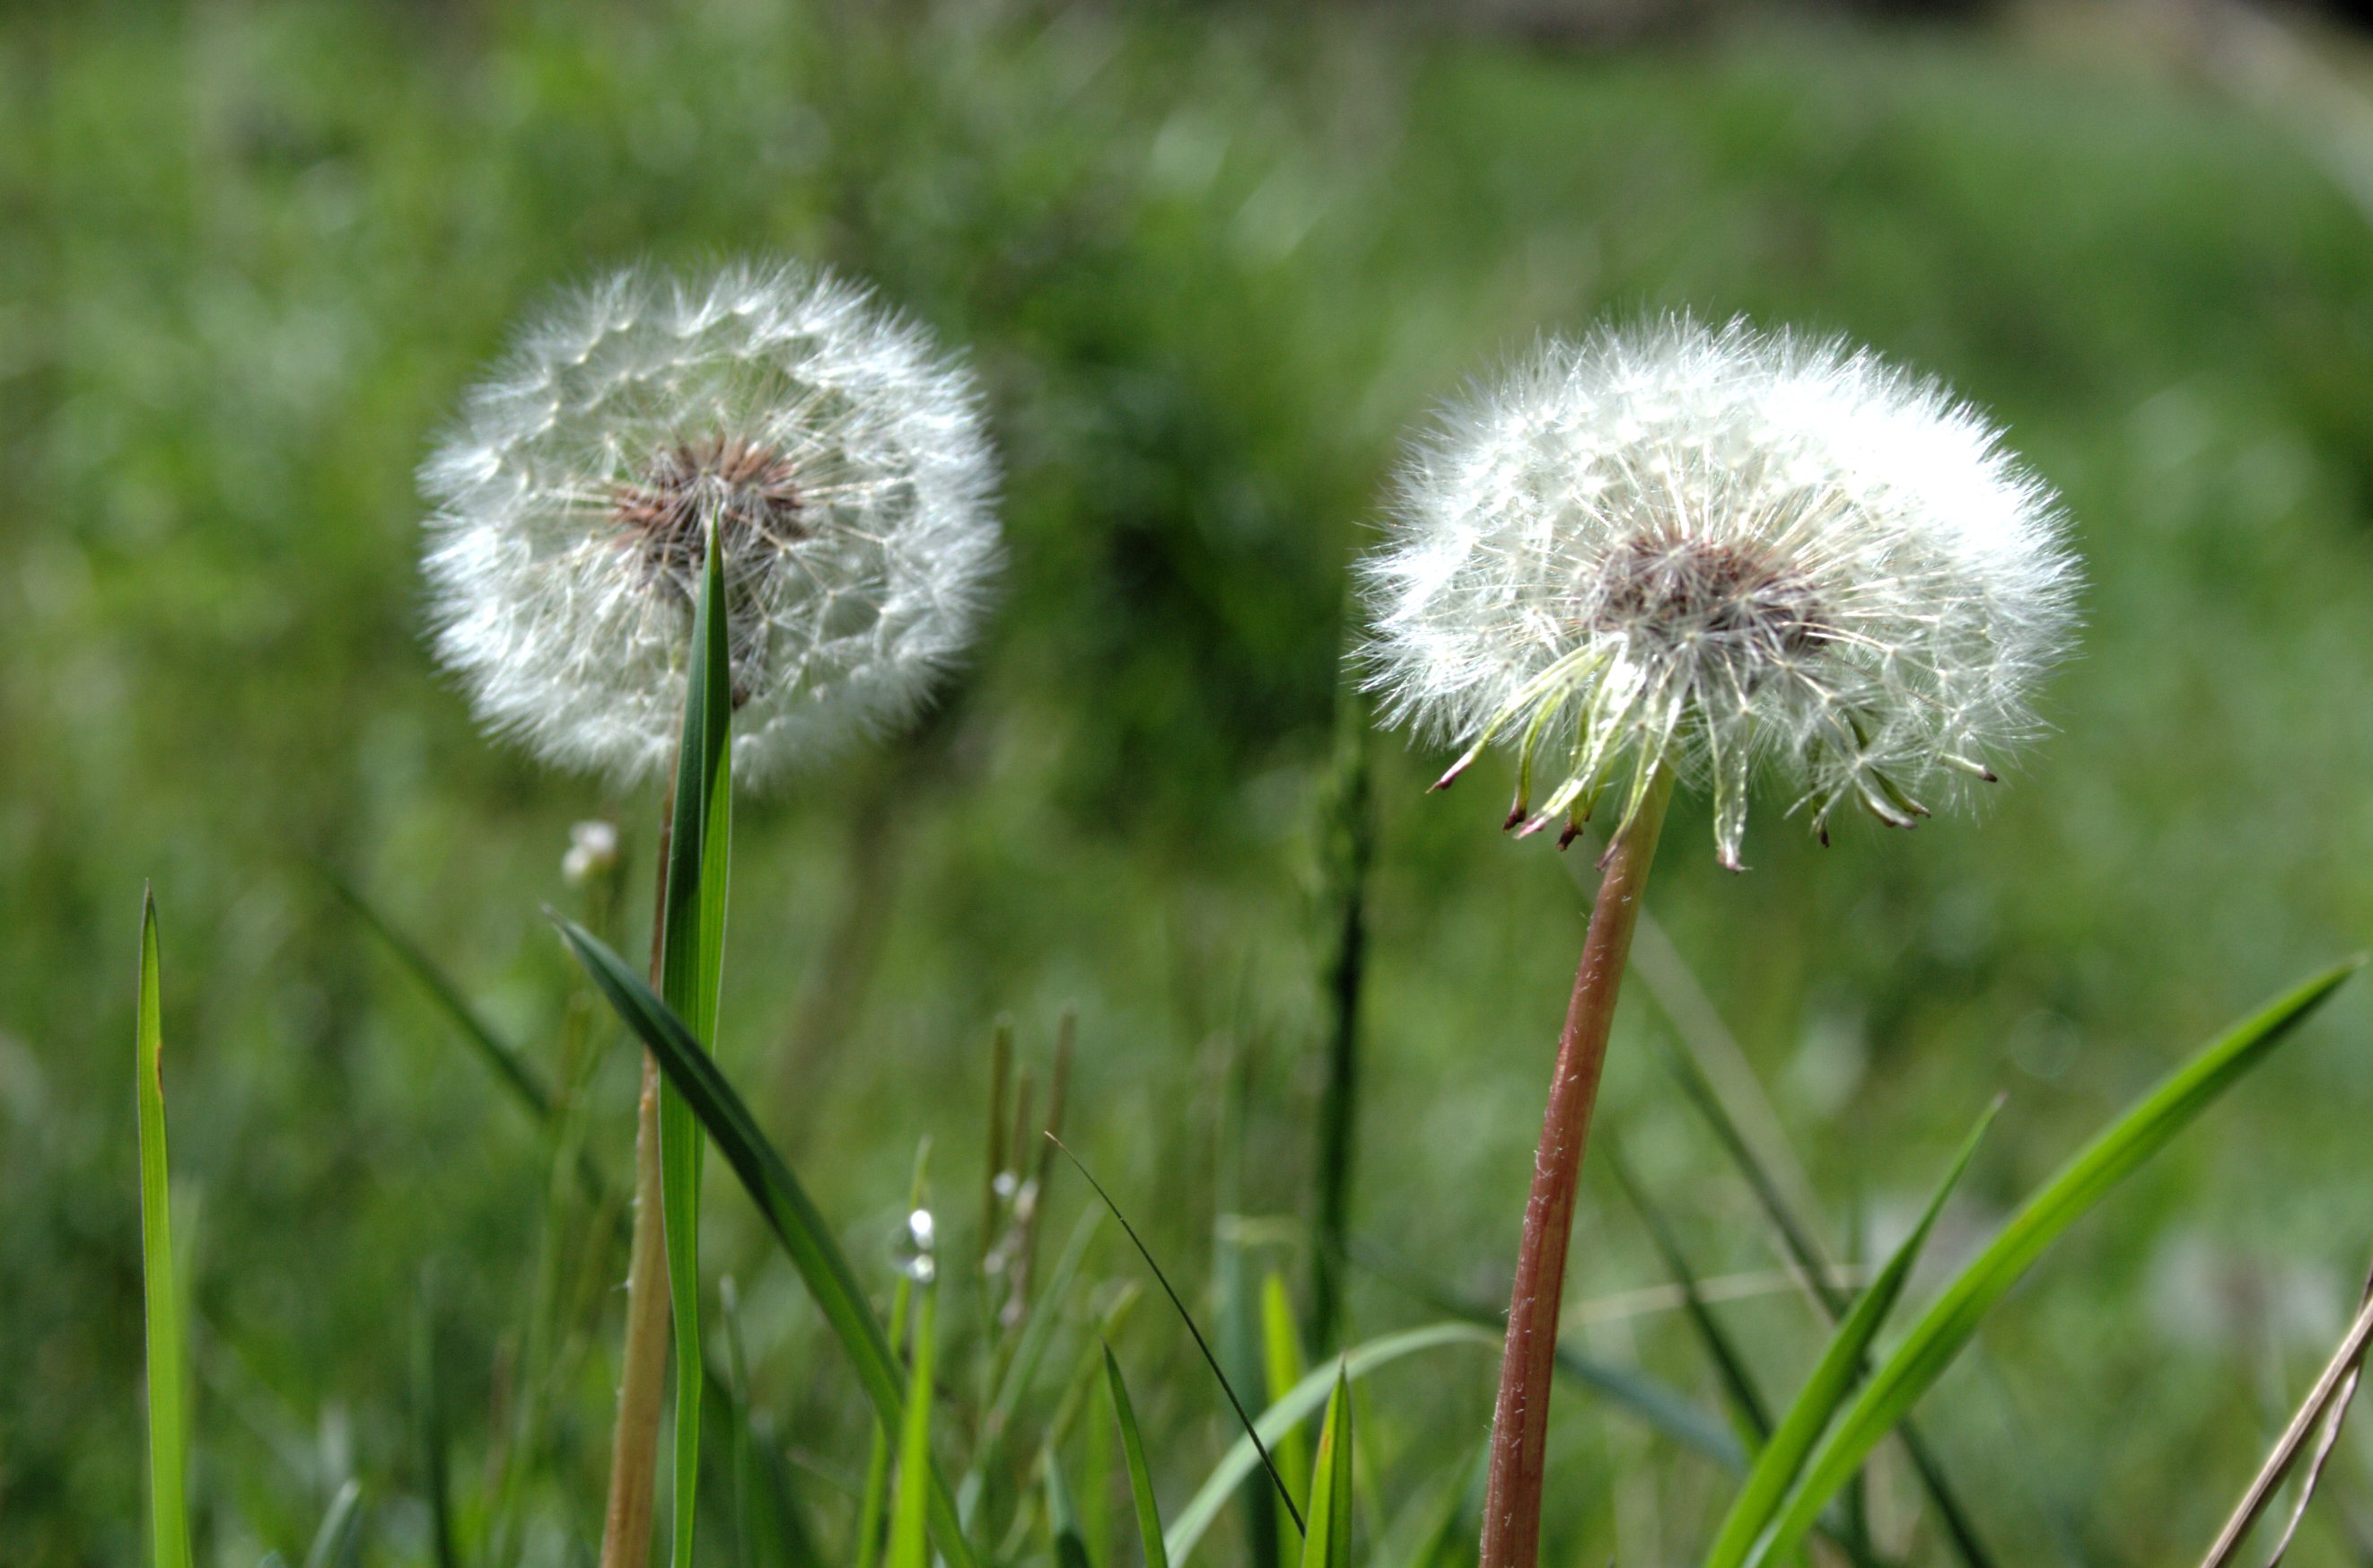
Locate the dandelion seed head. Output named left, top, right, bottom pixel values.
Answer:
left=421, top=261, right=999, bottom=785
left=1358, top=317, right=2078, bottom=868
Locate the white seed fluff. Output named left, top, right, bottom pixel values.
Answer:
left=1359, top=317, right=2078, bottom=868
left=421, top=261, right=999, bottom=785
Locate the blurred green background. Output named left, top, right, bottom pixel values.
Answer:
left=13, top=0, right=2373, bottom=1563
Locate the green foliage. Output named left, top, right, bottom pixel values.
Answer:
left=135, top=892, right=191, bottom=1568
left=18, top=4, right=2373, bottom=1564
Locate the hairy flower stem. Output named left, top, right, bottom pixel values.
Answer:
left=599, top=809, right=677, bottom=1568
left=1479, top=766, right=1675, bottom=1568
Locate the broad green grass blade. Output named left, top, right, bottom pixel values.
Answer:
left=1747, top=958, right=2361, bottom=1568
left=554, top=918, right=980, bottom=1568
left=1261, top=1272, right=1313, bottom=1509
left=1609, top=1148, right=1771, bottom=1450
left=1701, top=1099, right=1999, bottom=1568
left=300, top=1479, right=363, bottom=1568
left=136, top=890, right=192, bottom=1568
left=661, top=519, right=735, bottom=1568
left=886, top=1271, right=939, bottom=1568
left=1043, top=1445, right=1093, bottom=1568
left=1166, top=1321, right=1493, bottom=1565
left=1300, top=1369, right=1353, bottom=1568
left=1105, top=1345, right=1171, bottom=1568
left=1651, top=1011, right=1992, bottom=1568
left=859, top=1146, right=932, bottom=1568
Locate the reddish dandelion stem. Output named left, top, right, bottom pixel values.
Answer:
left=1479, top=766, right=1674, bottom=1568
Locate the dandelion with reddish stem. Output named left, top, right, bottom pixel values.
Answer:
left=420, top=260, right=997, bottom=1568
left=1358, top=316, right=2076, bottom=1568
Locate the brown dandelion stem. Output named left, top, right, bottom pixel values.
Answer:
left=599, top=800, right=677, bottom=1568
left=1479, top=766, right=1674, bottom=1568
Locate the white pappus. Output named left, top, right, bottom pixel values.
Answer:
left=1358, top=316, right=2078, bottom=869
left=421, top=261, right=999, bottom=786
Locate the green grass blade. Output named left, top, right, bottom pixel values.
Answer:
left=300, top=1479, right=363, bottom=1568
left=1261, top=1273, right=1312, bottom=1517
left=1649, top=993, right=1993, bottom=1568
left=136, top=889, right=193, bottom=1568
left=859, top=1146, right=931, bottom=1568
left=1701, top=1099, right=1999, bottom=1568
left=660, top=519, right=735, bottom=1568
left=886, top=1268, right=940, bottom=1568
left=1105, top=1345, right=1171, bottom=1568
left=1299, top=1369, right=1353, bottom=1568
left=1608, top=1147, right=1771, bottom=1450
left=1166, top=1322, right=1494, bottom=1565
left=1043, top=1444, right=1093, bottom=1568
left=1748, top=959, right=2361, bottom=1568
left=553, top=917, right=980, bottom=1568
left=414, top=1275, right=457, bottom=1568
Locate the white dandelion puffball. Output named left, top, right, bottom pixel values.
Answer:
left=421, top=261, right=999, bottom=785
left=1359, top=317, right=2078, bottom=870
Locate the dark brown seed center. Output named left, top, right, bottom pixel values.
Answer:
left=609, top=435, right=805, bottom=584
left=1590, top=532, right=1825, bottom=651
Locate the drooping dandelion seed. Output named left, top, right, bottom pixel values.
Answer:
left=1361, top=316, right=2075, bottom=868
left=422, top=260, right=999, bottom=784
left=1357, top=317, right=2077, bottom=1568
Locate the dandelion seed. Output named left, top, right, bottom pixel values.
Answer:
left=1358, top=316, right=2077, bottom=869
left=421, top=261, right=999, bottom=785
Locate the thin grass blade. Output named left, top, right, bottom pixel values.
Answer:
left=1300, top=1369, right=1354, bottom=1568
left=2197, top=1266, right=2373, bottom=1568
left=1050, top=1134, right=1305, bottom=1537
left=1749, top=959, right=2361, bottom=1568
left=555, top=917, right=979, bottom=1568
left=1105, top=1345, right=1171, bottom=1568
left=1608, top=1146, right=1771, bottom=1450
left=136, top=890, right=193, bottom=1568
left=1701, top=1099, right=1998, bottom=1568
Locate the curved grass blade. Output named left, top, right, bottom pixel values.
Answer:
left=136, top=889, right=193, bottom=1568
left=322, top=869, right=552, bottom=1122
left=1300, top=1369, right=1354, bottom=1568
left=886, top=1266, right=940, bottom=1568
left=1167, top=1322, right=1496, bottom=1565
left=301, top=1479, right=363, bottom=1568
left=1049, top=1133, right=1305, bottom=1537
left=1105, top=1345, right=1172, bottom=1568
left=1701, top=1099, right=1998, bottom=1568
left=1748, top=958, right=2362, bottom=1568
left=554, top=917, right=980, bottom=1568
left=660, top=518, right=736, bottom=1568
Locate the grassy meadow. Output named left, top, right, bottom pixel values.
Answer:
left=11, top=2, right=2373, bottom=1564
